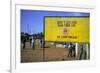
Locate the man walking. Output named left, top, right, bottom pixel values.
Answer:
left=23, top=38, right=26, bottom=49
left=32, top=37, right=35, bottom=50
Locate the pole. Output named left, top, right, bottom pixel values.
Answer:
left=75, top=43, right=78, bottom=58
left=86, top=43, right=89, bottom=59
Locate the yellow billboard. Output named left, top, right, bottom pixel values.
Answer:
left=44, top=16, right=90, bottom=42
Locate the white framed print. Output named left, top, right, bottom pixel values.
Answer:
left=11, top=1, right=96, bottom=73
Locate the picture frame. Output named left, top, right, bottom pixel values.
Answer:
left=11, top=2, right=95, bottom=73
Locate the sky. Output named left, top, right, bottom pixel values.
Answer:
left=21, top=10, right=89, bottom=34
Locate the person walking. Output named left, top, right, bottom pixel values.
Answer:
left=29, top=37, right=32, bottom=47
left=32, top=37, right=35, bottom=50
left=43, top=40, right=45, bottom=48
left=72, top=44, right=76, bottom=58
left=40, top=38, right=43, bottom=48
left=67, top=43, right=73, bottom=57
left=23, top=38, right=26, bottom=49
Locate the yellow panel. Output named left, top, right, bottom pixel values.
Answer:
left=44, top=17, right=90, bottom=43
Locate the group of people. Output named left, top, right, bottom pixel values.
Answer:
left=22, top=36, right=88, bottom=60
left=67, top=43, right=76, bottom=58
left=67, top=43, right=88, bottom=60
left=22, top=36, right=36, bottom=50
left=22, top=36, right=45, bottom=50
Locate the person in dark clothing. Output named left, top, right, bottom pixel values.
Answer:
left=40, top=39, right=43, bottom=48
left=43, top=40, right=45, bottom=48
left=29, top=38, right=32, bottom=47
left=72, top=45, right=76, bottom=58
left=68, top=44, right=73, bottom=57
left=67, top=43, right=76, bottom=57
left=23, top=38, right=26, bottom=49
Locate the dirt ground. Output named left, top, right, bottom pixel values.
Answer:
left=21, top=40, right=79, bottom=63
